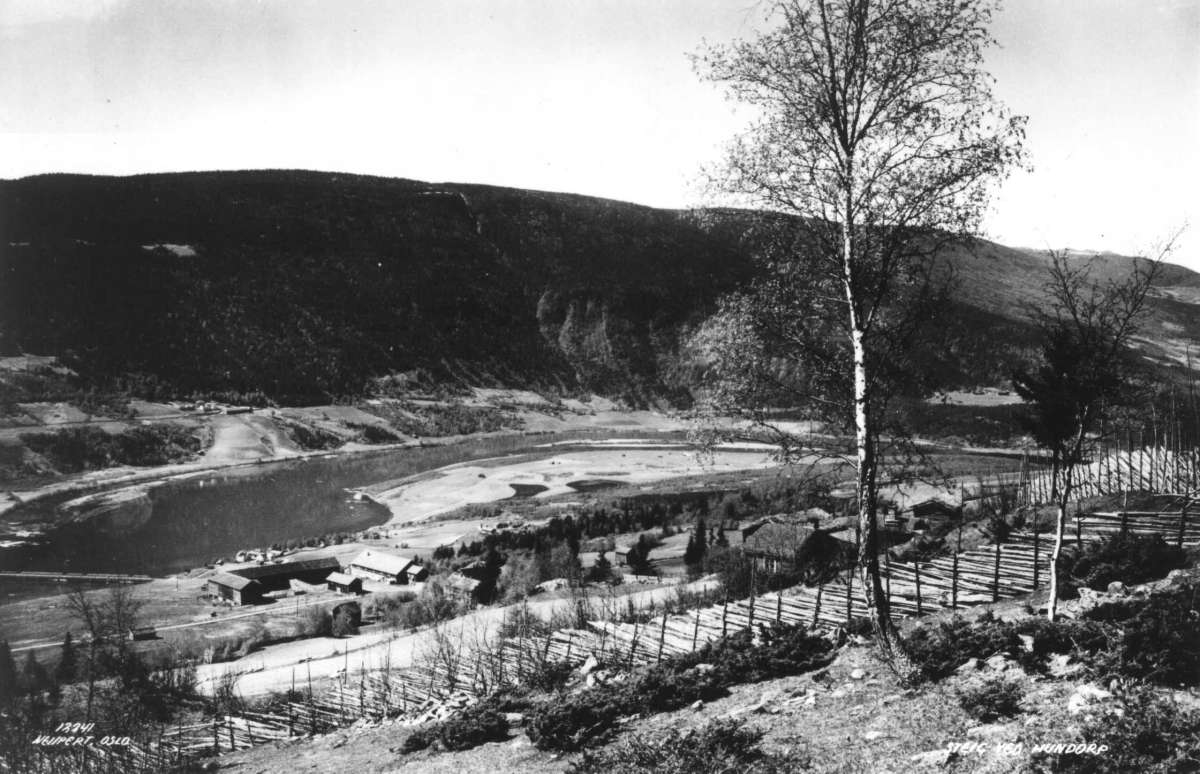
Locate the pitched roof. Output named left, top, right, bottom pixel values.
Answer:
left=445, top=573, right=481, bottom=592
left=743, top=522, right=817, bottom=558
left=209, top=571, right=259, bottom=591
left=326, top=571, right=359, bottom=586
left=232, top=556, right=341, bottom=580
left=348, top=550, right=414, bottom=576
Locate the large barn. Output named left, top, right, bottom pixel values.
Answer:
left=230, top=557, right=341, bottom=593
left=346, top=550, right=426, bottom=584
left=207, top=572, right=263, bottom=605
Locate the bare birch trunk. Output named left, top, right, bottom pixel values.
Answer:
left=1047, top=502, right=1066, bottom=622
left=841, top=190, right=904, bottom=663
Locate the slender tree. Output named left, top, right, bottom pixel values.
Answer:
left=694, top=0, right=1024, bottom=656
left=56, top=632, right=77, bottom=684
left=0, top=640, right=17, bottom=706
left=1013, top=242, right=1175, bottom=620
left=22, top=652, right=49, bottom=697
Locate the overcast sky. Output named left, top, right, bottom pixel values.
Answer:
left=1, top=0, right=1197, bottom=267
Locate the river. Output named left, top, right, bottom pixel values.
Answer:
left=0, top=430, right=676, bottom=581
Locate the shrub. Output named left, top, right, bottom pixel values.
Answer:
left=400, top=703, right=510, bottom=753
left=1035, top=683, right=1200, bottom=773
left=1056, top=533, right=1186, bottom=599
left=1083, top=583, right=1200, bottom=687
left=279, top=420, right=343, bottom=451
left=956, top=677, right=1023, bottom=722
left=903, top=614, right=1022, bottom=682
left=903, top=613, right=1110, bottom=683
left=568, top=719, right=801, bottom=774
left=905, top=582, right=1200, bottom=689
left=528, top=623, right=833, bottom=751
left=301, top=606, right=332, bottom=638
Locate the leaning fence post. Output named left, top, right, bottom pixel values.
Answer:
left=721, top=594, right=729, bottom=637
left=656, top=614, right=667, bottom=663
left=914, top=561, right=923, bottom=616
left=776, top=591, right=783, bottom=625
left=692, top=608, right=701, bottom=650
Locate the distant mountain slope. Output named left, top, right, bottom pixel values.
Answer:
left=1, top=170, right=1196, bottom=405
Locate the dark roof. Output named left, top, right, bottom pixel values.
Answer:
left=743, top=521, right=855, bottom=561
left=907, top=499, right=960, bottom=518
left=743, top=523, right=818, bottom=558
left=232, top=556, right=340, bottom=580
left=209, top=572, right=259, bottom=591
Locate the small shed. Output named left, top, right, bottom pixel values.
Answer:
left=905, top=499, right=962, bottom=531
left=327, top=571, right=364, bottom=594
left=127, top=626, right=157, bottom=641
left=404, top=563, right=429, bottom=584
left=207, top=572, right=263, bottom=605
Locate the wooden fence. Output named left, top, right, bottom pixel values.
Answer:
left=29, top=446, right=1200, bottom=772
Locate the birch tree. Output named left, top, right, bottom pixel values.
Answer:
left=1013, top=243, right=1174, bottom=621
left=695, top=0, right=1025, bottom=655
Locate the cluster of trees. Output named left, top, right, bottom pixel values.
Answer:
left=19, top=424, right=207, bottom=473
left=0, top=586, right=199, bottom=739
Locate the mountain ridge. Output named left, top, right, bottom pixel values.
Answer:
left=2, top=170, right=1196, bottom=406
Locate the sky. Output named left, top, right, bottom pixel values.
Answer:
left=1, top=0, right=1197, bottom=267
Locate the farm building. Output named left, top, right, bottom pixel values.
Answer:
left=326, top=571, right=363, bottom=594
left=742, top=519, right=855, bottom=583
left=346, top=549, right=425, bottom=584
left=231, top=557, right=341, bottom=592
left=444, top=573, right=481, bottom=604
left=207, top=572, right=263, bottom=605
left=126, top=626, right=157, bottom=641
left=905, top=499, right=961, bottom=531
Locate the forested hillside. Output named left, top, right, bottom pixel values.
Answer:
left=1, top=171, right=1195, bottom=406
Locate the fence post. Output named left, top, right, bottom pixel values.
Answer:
left=628, top=618, right=640, bottom=669
left=813, top=581, right=824, bottom=627
left=227, top=717, right=235, bottom=751
left=884, top=544, right=892, bottom=607
left=992, top=540, right=1002, bottom=603
left=1120, top=509, right=1129, bottom=536
left=845, top=566, right=854, bottom=624
left=776, top=591, right=782, bottom=625
left=1179, top=503, right=1189, bottom=549
left=721, top=595, right=728, bottom=637
left=748, top=564, right=757, bottom=633
left=212, top=718, right=219, bottom=755
left=692, top=608, right=701, bottom=650
left=657, top=614, right=667, bottom=663
left=914, top=562, right=923, bottom=616
left=1032, top=512, right=1040, bottom=590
